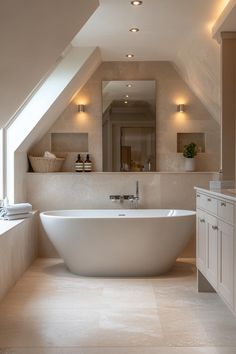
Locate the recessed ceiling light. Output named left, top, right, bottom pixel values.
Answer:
left=126, top=54, right=134, bottom=58
left=125, top=94, right=129, bottom=98
left=126, top=84, right=132, bottom=88
left=124, top=101, right=128, bottom=104
left=129, top=27, right=139, bottom=33
left=131, top=1, right=143, bottom=6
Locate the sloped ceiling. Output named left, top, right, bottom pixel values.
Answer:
left=0, top=0, right=99, bottom=128
left=73, top=0, right=230, bottom=124
left=213, top=0, right=236, bottom=41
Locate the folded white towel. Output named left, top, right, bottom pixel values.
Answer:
left=1, top=212, right=33, bottom=221
left=44, top=151, right=56, bottom=159
left=0, top=203, right=32, bottom=216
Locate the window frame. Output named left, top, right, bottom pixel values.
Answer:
left=0, top=129, right=3, bottom=200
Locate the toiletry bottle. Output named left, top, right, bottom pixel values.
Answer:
left=75, top=154, right=84, bottom=172
left=84, top=154, right=92, bottom=172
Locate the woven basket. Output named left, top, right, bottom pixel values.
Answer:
left=29, top=156, right=65, bottom=173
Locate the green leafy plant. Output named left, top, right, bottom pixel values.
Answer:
left=183, top=142, right=198, bottom=158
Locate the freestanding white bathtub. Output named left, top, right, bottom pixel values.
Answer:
left=40, top=209, right=196, bottom=276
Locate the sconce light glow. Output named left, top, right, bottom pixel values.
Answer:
left=177, top=104, right=185, bottom=113
left=78, top=104, right=85, bottom=113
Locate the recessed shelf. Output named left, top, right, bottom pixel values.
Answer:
left=177, top=133, right=205, bottom=153
left=51, top=133, right=88, bottom=153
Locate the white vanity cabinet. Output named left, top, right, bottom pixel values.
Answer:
left=218, top=220, right=234, bottom=305
left=196, top=209, right=207, bottom=275
left=205, top=213, right=218, bottom=290
left=196, top=188, right=235, bottom=313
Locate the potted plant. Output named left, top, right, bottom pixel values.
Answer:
left=183, top=142, right=198, bottom=171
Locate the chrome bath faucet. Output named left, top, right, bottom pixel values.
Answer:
left=109, top=180, right=139, bottom=208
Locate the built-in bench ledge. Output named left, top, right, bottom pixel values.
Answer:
left=0, top=211, right=37, bottom=236
left=0, top=211, right=38, bottom=302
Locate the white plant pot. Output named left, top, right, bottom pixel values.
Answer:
left=184, top=157, right=195, bottom=172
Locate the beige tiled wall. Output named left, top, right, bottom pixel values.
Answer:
left=27, top=62, right=220, bottom=259
left=30, top=61, right=220, bottom=172
left=0, top=215, right=38, bottom=301
left=27, top=172, right=218, bottom=258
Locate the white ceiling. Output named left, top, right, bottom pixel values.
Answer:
left=0, top=0, right=99, bottom=128
left=72, top=0, right=230, bottom=123
left=72, top=0, right=228, bottom=61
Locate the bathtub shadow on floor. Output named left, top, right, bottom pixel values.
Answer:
left=42, top=258, right=196, bottom=280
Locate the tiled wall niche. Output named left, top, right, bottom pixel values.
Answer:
left=51, top=133, right=88, bottom=153
left=177, top=133, right=206, bottom=153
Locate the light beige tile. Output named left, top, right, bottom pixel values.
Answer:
left=1, top=258, right=236, bottom=350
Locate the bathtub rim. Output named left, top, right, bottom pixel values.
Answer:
left=40, top=209, right=196, bottom=220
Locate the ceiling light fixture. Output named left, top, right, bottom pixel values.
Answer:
left=124, top=101, right=128, bottom=104
left=126, top=53, right=134, bottom=58
left=129, top=27, right=139, bottom=33
left=131, top=1, right=143, bottom=6
left=126, top=84, right=132, bottom=88
left=125, top=95, right=129, bottom=98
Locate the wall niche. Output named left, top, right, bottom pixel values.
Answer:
left=177, top=133, right=205, bottom=153
left=29, top=132, right=89, bottom=172
left=51, top=133, right=88, bottom=153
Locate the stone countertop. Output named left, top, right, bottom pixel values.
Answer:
left=194, top=186, right=236, bottom=203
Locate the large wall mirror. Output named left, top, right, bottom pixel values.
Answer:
left=102, top=80, right=156, bottom=172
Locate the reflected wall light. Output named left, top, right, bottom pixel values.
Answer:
left=177, top=104, right=185, bottom=113
left=78, top=104, right=85, bottom=113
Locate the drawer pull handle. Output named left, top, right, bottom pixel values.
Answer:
left=221, top=202, right=226, bottom=207
left=207, top=198, right=212, bottom=202
left=200, top=219, right=205, bottom=223
left=212, top=225, right=218, bottom=230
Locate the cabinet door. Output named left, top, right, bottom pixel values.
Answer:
left=206, top=214, right=218, bottom=290
left=196, top=209, right=207, bottom=275
left=218, top=220, right=234, bottom=307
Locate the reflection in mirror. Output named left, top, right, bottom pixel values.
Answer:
left=102, top=80, right=156, bottom=172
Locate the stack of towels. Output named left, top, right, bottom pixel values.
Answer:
left=0, top=203, right=33, bottom=220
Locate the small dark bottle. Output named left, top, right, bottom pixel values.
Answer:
left=75, top=154, right=84, bottom=172
left=84, top=154, right=92, bottom=172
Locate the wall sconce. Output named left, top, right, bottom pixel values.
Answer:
left=78, top=104, right=85, bottom=113
left=177, top=104, right=185, bottom=113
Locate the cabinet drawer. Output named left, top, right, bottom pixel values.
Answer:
left=203, top=194, right=218, bottom=214
left=218, top=200, right=234, bottom=224
left=196, top=193, right=205, bottom=209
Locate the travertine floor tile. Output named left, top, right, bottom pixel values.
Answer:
left=0, top=258, right=236, bottom=351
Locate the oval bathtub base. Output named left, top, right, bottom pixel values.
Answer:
left=40, top=209, right=196, bottom=277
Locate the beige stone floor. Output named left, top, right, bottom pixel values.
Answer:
left=0, top=258, right=236, bottom=354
